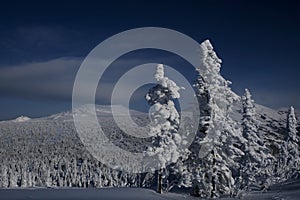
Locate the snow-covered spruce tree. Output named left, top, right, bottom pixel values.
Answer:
left=145, top=64, right=183, bottom=193
left=192, top=40, right=244, bottom=198
left=20, top=164, right=28, bottom=187
left=8, top=164, right=18, bottom=187
left=189, top=70, right=211, bottom=197
left=239, top=88, right=274, bottom=191
left=1, top=165, right=9, bottom=188
left=286, top=106, right=300, bottom=178
left=279, top=106, right=299, bottom=180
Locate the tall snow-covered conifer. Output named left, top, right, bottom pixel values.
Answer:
left=145, top=64, right=182, bottom=193
left=1, top=165, right=8, bottom=188
left=282, top=106, right=299, bottom=179
left=192, top=40, right=244, bottom=198
left=239, top=88, right=274, bottom=191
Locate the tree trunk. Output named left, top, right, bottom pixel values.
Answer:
left=157, top=168, right=163, bottom=194
left=211, top=149, right=217, bottom=198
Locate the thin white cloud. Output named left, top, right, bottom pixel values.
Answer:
left=0, top=57, right=165, bottom=103
left=0, top=57, right=82, bottom=100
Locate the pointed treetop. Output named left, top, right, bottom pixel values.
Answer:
left=200, top=39, right=222, bottom=66
left=287, top=106, right=297, bottom=137
left=153, top=64, right=181, bottom=99
left=154, top=64, right=164, bottom=81
left=203, top=40, right=214, bottom=51
left=243, top=88, right=254, bottom=104
left=244, top=88, right=250, bottom=97
left=290, top=106, right=295, bottom=114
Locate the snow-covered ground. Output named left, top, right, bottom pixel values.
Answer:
left=0, top=187, right=196, bottom=200
left=228, top=178, right=300, bottom=200
left=0, top=179, right=299, bottom=200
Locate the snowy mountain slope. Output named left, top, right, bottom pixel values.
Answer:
left=13, top=116, right=31, bottom=122
left=0, top=104, right=152, bottom=157
left=0, top=105, right=156, bottom=189
left=2, top=101, right=297, bottom=142
left=0, top=102, right=298, bottom=190
left=0, top=103, right=298, bottom=165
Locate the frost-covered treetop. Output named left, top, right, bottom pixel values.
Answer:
left=199, top=39, right=223, bottom=80
left=287, top=106, right=298, bottom=141
left=199, top=40, right=222, bottom=73
left=154, top=64, right=181, bottom=99
left=154, top=64, right=165, bottom=81
left=242, top=88, right=256, bottom=118
left=244, top=89, right=252, bottom=101
left=198, top=40, right=239, bottom=104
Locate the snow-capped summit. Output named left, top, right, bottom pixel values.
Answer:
left=13, top=116, right=31, bottom=122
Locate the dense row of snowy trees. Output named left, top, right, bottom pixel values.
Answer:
left=0, top=156, right=150, bottom=189
left=0, top=120, right=154, bottom=189
left=148, top=40, right=299, bottom=198
left=187, top=40, right=299, bottom=198
left=0, top=141, right=148, bottom=189
left=0, top=40, right=298, bottom=199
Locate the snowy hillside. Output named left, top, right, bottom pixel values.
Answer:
left=0, top=105, right=154, bottom=188
left=13, top=116, right=31, bottom=122
left=0, top=103, right=298, bottom=184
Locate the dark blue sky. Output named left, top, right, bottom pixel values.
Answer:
left=0, top=0, right=300, bottom=120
